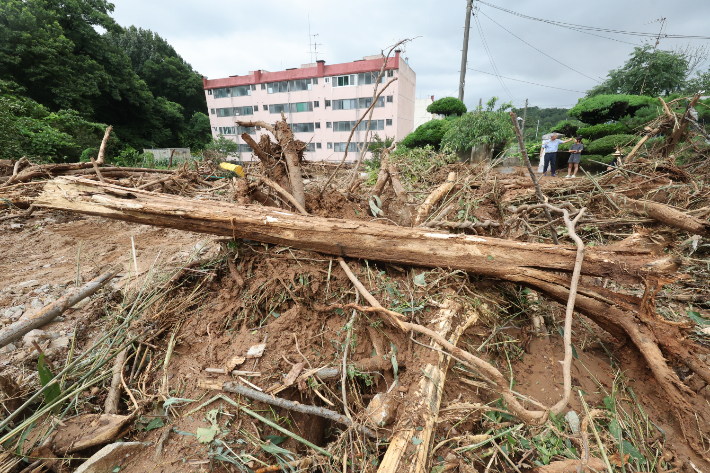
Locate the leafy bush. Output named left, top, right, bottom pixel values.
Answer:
left=569, top=95, right=656, bottom=125
left=363, top=134, right=394, bottom=174
left=578, top=123, right=631, bottom=140
left=400, top=118, right=452, bottom=150
left=441, top=108, right=513, bottom=153
left=378, top=145, right=458, bottom=189
left=549, top=119, right=582, bottom=137
left=426, top=97, right=467, bottom=116
left=585, top=134, right=640, bottom=156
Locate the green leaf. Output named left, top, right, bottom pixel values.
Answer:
left=37, top=354, right=61, bottom=413
left=113, top=467, right=121, bottom=472
left=265, top=435, right=287, bottom=445
left=195, top=427, right=217, bottom=443
left=609, top=419, right=622, bottom=439
left=413, top=272, right=427, bottom=287
left=412, top=437, right=423, bottom=445
left=622, top=440, right=644, bottom=460
left=571, top=344, right=579, bottom=360
left=687, top=310, right=710, bottom=326
left=487, top=255, right=494, bottom=260
left=603, top=396, right=614, bottom=411
left=163, top=397, right=195, bottom=408
left=144, top=417, right=164, bottom=431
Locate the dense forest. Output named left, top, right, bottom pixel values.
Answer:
left=0, top=0, right=211, bottom=163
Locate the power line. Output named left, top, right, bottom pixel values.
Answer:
left=467, top=68, right=586, bottom=93
left=472, top=9, right=517, bottom=102
left=477, top=9, right=602, bottom=83
left=476, top=1, right=710, bottom=41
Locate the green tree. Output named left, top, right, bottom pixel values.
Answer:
left=181, top=112, right=212, bottom=150
left=568, top=95, right=655, bottom=125
left=426, top=97, right=467, bottom=116
left=440, top=97, right=513, bottom=153
left=587, top=44, right=689, bottom=97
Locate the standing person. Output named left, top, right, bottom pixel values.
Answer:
left=540, top=133, right=573, bottom=177
left=566, top=137, right=584, bottom=178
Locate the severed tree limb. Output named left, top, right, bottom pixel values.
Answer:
left=0, top=157, right=28, bottom=188
left=609, top=193, right=710, bottom=237
left=346, top=39, right=409, bottom=189
left=0, top=269, right=119, bottom=349
left=137, top=176, right=174, bottom=190
left=253, top=175, right=308, bottom=215
left=415, top=172, right=456, bottom=226
left=319, top=76, right=399, bottom=197
left=207, top=380, right=377, bottom=438
left=90, top=156, right=106, bottom=183
left=510, top=112, right=559, bottom=244
left=105, top=347, right=128, bottom=415
left=96, top=125, right=113, bottom=165
left=625, top=126, right=660, bottom=163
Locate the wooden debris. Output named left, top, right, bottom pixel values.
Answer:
left=49, top=413, right=133, bottom=454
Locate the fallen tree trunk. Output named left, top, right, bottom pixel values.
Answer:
left=33, top=177, right=673, bottom=287
left=414, top=171, right=456, bottom=226
left=609, top=193, right=710, bottom=237
left=378, top=296, right=478, bottom=473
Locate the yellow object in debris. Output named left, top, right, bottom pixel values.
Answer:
left=220, top=162, right=244, bottom=177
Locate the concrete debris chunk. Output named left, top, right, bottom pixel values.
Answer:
left=74, top=441, right=145, bottom=473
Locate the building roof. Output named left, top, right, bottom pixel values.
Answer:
left=203, top=52, right=400, bottom=90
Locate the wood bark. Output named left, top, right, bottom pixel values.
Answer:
left=609, top=193, right=710, bottom=237
left=661, top=93, right=702, bottom=157
left=378, top=298, right=477, bottom=473
left=34, top=178, right=673, bottom=287
left=414, top=171, right=456, bottom=226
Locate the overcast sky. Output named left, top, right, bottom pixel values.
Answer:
left=109, top=0, right=709, bottom=110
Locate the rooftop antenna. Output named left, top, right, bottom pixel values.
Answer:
left=308, top=16, right=322, bottom=63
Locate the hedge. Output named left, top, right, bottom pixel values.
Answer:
left=578, top=123, right=631, bottom=140
left=585, top=134, right=640, bottom=156
left=569, top=95, right=656, bottom=125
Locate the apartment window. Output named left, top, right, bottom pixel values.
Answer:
left=327, top=142, right=332, bottom=149
left=267, top=79, right=312, bottom=94
left=326, top=122, right=332, bottom=128
left=357, top=72, right=385, bottom=85
left=313, top=78, right=318, bottom=85
left=263, top=105, right=268, bottom=111
left=251, top=85, right=256, bottom=91
left=314, top=100, right=320, bottom=108
left=216, top=106, right=253, bottom=117
left=386, top=119, right=393, bottom=126
left=325, top=77, right=330, bottom=83
left=217, top=126, right=235, bottom=135
left=304, top=143, right=315, bottom=152
left=332, top=120, right=384, bottom=132
left=208, top=89, right=213, bottom=95
left=289, top=102, right=313, bottom=113
left=238, top=144, right=253, bottom=153
left=210, top=108, right=215, bottom=115
left=315, top=122, right=321, bottom=129
left=214, top=86, right=251, bottom=98
left=212, top=127, right=217, bottom=131
left=290, top=123, right=315, bottom=133
left=333, top=142, right=363, bottom=152
left=261, top=83, right=266, bottom=90
left=333, top=97, right=384, bottom=110
left=237, top=125, right=256, bottom=135
left=386, top=95, right=393, bottom=103
left=316, top=142, right=322, bottom=149
left=269, top=104, right=287, bottom=114
left=325, top=100, right=331, bottom=107
left=387, top=70, right=394, bottom=77
left=332, top=74, right=356, bottom=87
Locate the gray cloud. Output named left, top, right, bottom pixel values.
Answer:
left=110, top=0, right=710, bottom=110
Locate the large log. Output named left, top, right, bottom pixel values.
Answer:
left=609, top=193, right=710, bottom=237
left=34, top=178, right=673, bottom=288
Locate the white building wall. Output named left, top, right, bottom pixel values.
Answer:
left=413, top=96, right=435, bottom=131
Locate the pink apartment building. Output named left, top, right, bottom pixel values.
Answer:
left=202, top=51, right=416, bottom=161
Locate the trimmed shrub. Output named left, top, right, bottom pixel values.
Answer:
left=569, top=95, right=656, bottom=125
left=427, top=97, right=467, bottom=116
left=578, top=123, right=631, bottom=140
left=400, top=118, right=452, bottom=150
left=585, top=134, right=640, bottom=156
left=550, top=119, right=582, bottom=137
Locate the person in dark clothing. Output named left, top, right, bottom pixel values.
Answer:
left=566, top=137, right=584, bottom=178
left=540, top=133, right=574, bottom=177
left=606, top=150, right=623, bottom=172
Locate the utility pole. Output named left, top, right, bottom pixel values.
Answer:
left=535, top=119, right=540, bottom=139
left=521, top=98, right=528, bottom=137
left=478, top=98, right=482, bottom=111
left=458, top=0, right=474, bottom=102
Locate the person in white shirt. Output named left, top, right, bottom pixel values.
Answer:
left=539, top=133, right=574, bottom=177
